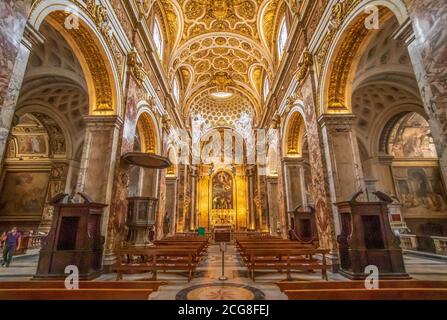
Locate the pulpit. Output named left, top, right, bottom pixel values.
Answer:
left=35, top=193, right=106, bottom=280
left=291, top=205, right=318, bottom=244
left=336, top=191, right=409, bottom=279
left=126, top=197, right=158, bottom=246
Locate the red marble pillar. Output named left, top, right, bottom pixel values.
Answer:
left=301, top=76, right=338, bottom=259
left=0, top=1, right=35, bottom=162
left=402, top=1, right=447, bottom=180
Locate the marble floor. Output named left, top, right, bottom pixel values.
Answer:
left=1, top=245, right=447, bottom=300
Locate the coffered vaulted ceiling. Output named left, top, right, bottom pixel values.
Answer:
left=152, top=0, right=289, bottom=125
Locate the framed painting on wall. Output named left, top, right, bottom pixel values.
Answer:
left=392, top=165, right=447, bottom=218
left=0, top=171, right=50, bottom=216
left=15, top=135, right=48, bottom=158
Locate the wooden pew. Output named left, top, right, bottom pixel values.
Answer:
left=0, top=281, right=167, bottom=291
left=0, top=289, right=153, bottom=300
left=244, top=248, right=329, bottom=281
left=113, top=248, right=199, bottom=281
left=276, top=280, right=447, bottom=291
left=282, top=288, right=447, bottom=300
left=276, top=280, right=447, bottom=300
left=0, top=280, right=168, bottom=300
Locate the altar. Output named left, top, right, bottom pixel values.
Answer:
left=210, top=209, right=236, bottom=230
left=213, top=224, right=232, bottom=242
left=196, top=166, right=249, bottom=232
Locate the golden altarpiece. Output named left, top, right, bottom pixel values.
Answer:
left=197, top=165, right=249, bottom=231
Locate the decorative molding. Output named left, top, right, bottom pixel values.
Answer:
left=127, top=49, right=148, bottom=86
left=294, top=51, right=313, bottom=85
left=392, top=17, right=415, bottom=47
left=22, top=22, right=46, bottom=51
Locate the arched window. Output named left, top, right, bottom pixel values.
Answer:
left=153, top=18, right=164, bottom=59
left=278, top=17, right=288, bottom=59
left=263, top=77, right=270, bottom=100
left=173, top=77, right=180, bottom=103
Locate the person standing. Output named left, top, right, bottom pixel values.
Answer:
left=1, top=227, right=21, bottom=267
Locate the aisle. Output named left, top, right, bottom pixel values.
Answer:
left=148, top=244, right=288, bottom=300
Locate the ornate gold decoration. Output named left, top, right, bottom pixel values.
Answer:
left=49, top=11, right=114, bottom=112
left=85, top=0, right=111, bottom=35
left=162, top=114, right=172, bottom=131
left=327, top=15, right=369, bottom=110
left=137, top=112, right=157, bottom=153
left=286, top=112, right=304, bottom=156
left=161, top=0, right=282, bottom=121
left=210, top=72, right=233, bottom=91
left=295, top=51, right=313, bottom=85
left=127, top=49, right=148, bottom=86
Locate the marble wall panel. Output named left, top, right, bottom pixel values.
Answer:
left=301, top=77, right=337, bottom=251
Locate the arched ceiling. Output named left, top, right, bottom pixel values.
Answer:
left=156, top=0, right=286, bottom=123
left=351, top=17, right=424, bottom=156
left=16, top=22, right=88, bottom=153
left=190, top=91, right=254, bottom=128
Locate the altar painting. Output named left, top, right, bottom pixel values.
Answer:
left=212, top=171, right=233, bottom=210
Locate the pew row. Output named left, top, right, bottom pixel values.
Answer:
left=113, top=247, right=202, bottom=281
left=0, top=281, right=167, bottom=300
left=0, top=289, right=153, bottom=300
left=276, top=280, right=447, bottom=300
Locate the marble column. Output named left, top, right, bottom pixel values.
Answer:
left=397, top=3, right=447, bottom=182
left=155, top=123, right=170, bottom=240
left=266, top=176, right=279, bottom=235
left=276, top=126, right=289, bottom=238
left=140, top=167, right=159, bottom=197
left=301, top=75, right=339, bottom=269
left=76, top=115, right=123, bottom=235
left=362, top=154, right=396, bottom=197
left=319, top=114, right=366, bottom=238
left=256, top=171, right=269, bottom=231
left=165, top=176, right=178, bottom=234
left=189, top=168, right=198, bottom=231
left=39, top=161, right=69, bottom=232
left=0, top=22, right=45, bottom=166
left=175, top=164, right=187, bottom=233
left=246, top=165, right=256, bottom=230
left=284, top=157, right=308, bottom=211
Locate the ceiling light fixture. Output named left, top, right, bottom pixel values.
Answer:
left=210, top=91, right=234, bottom=99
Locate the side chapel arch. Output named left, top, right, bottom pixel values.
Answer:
left=28, top=1, right=122, bottom=115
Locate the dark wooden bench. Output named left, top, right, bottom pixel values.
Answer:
left=244, top=248, right=329, bottom=281
left=0, top=280, right=168, bottom=300
left=276, top=280, right=447, bottom=291
left=0, top=289, right=153, bottom=300
left=276, top=280, right=447, bottom=300
left=282, top=288, right=447, bottom=300
left=0, top=280, right=167, bottom=291
left=113, top=248, right=199, bottom=281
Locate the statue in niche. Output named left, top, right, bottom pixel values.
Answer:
left=163, top=212, right=171, bottom=236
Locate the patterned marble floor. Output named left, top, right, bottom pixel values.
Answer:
left=1, top=245, right=447, bottom=300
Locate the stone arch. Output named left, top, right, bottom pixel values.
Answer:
left=372, top=104, right=427, bottom=156
left=283, top=110, right=306, bottom=157
left=14, top=104, right=73, bottom=160
left=321, top=0, right=410, bottom=114
left=135, top=110, right=160, bottom=154
left=166, top=146, right=178, bottom=177
left=28, top=0, right=122, bottom=115
left=378, top=109, right=434, bottom=157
